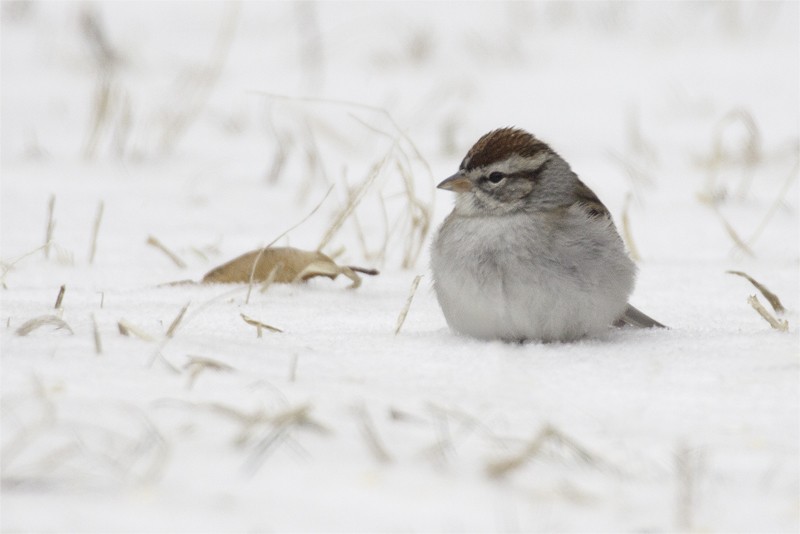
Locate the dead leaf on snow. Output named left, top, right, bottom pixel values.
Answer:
left=201, top=247, right=378, bottom=289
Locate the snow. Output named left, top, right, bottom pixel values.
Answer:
left=2, top=2, right=799, bottom=532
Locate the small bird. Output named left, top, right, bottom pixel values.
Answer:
left=430, top=127, right=664, bottom=342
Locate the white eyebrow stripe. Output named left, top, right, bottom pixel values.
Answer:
left=466, top=153, right=549, bottom=178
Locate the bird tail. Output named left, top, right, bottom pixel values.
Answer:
left=614, top=304, right=666, bottom=329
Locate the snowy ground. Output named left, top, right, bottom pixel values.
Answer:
left=2, top=2, right=799, bottom=532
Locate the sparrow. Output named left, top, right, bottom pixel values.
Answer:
left=430, top=127, right=664, bottom=342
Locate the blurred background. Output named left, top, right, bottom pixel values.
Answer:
left=2, top=1, right=798, bottom=276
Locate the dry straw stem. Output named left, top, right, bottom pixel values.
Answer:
left=354, top=404, right=392, bottom=464
left=3, top=393, right=169, bottom=485
left=253, top=92, right=436, bottom=268
left=240, top=313, right=283, bottom=337
left=1, top=245, right=49, bottom=289
left=146, top=235, right=187, bottom=269
left=420, top=403, right=506, bottom=466
left=88, top=201, right=104, bottom=264
left=727, top=271, right=785, bottom=314
left=395, top=157, right=432, bottom=268
left=244, top=184, right=334, bottom=304
left=317, top=153, right=388, bottom=254
left=697, top=108, right=762, bottom=203
left=486, top=424, right=602, bottom=478
left=712, top=207, right=755, bottom=258
left=165, top=302, right=190, bottom=338
left=80, top=7, right=122, bottom=161
left=252, top=92, right=435, bottom=179
left=621, top=193, right=641, bottom=262
left=117, top=319, right=155, bottom=341
left=394, top=274, right=423, bottom=335
left=15, top=315, right=74, bottom=336
left=625, top=105, right=658, bottom=165
left=157, top=3, right=240, bottom=154
left=259, top=262, right=284, bottom=293
left=53, top=284, right=66, bottom=310
left=746, top=143, right=799, bottom=248
left=183, top=355, right=234, bottom=389
left=348, top=113, right=433, bottom=267
left=83, top=74, right=114, bottom=159
left=747, top=295, right=789, bottom=332
left=91, top=313, right=102, bottom=355
left=609, top=151, right=653, bottom=190
left=244, top=405, right=320, bottom=475
left=44, top=195, right=55, bottom=259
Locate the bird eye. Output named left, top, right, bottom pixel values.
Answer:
left=486, top=172, right=505, bottom=184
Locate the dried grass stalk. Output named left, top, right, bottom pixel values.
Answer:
left=394, top=274, right=422, bottom=335
left=621, top=193, right=641, bottom=262
left=88, top=201, right=104, bottom=264
left=317, top=155, right=387, bottom=253
left=747, top=144, right=799, bottom=247
left=184, top=355, right=234, bottom=389
left=15, top=315, right=74, bottom=336
left=240, top=313, right=283, bottom=337
left=486, top=425, right=601, bottom=478
left=698, top=108, right=762, bottom=203
left=117, top=319, right=155, bottom=341
left=746, top=295, right=789, bottom=332
left=354, top=404, right=392, bottom=463
left=242, top=185, right=333, bottom=303
left=146, top=235, right=187, bottom=269
left=157, top=3, right=240, bottom=154
left=165, top=302, right=190, bottom=338
left=91, top=313, right=102, bottom=355
left=258, top=262, right=284, bottom=293
left=727, top=271, right=785, bottom=313
left=44, top=195, right=55, bottom=259
left=53, top=284, right=66, bottom=310
left=1, top=245, right=49, bottom=288
left=713, top=208, right=755, bottom=257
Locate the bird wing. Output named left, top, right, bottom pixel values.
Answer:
left=572, top=179, right=612, bottom=219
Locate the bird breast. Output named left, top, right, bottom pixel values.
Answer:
left=431, top=208, right=635, bottom=342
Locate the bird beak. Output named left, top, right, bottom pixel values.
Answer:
left=437, top=172, right=472, bottom=193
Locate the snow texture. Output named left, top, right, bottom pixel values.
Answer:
left=2, top=2, right=799, bottom=532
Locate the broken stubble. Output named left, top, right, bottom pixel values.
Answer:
left=354, top=404, right=392, bottom=464
left=146, top=235, right=187, bottom=269
left=240, top=313, right=283, bottom=337
left=44, top=195, right=55, bottom=259
left=91, top=313, right=103, bottom=355
left=621, top=193, right=641, bottom=262
left=184, top=355, right=235, bottom=389
left=394, top=274, right=422, bottom=335
left=486, top=424, right=603, bottom=478
left=88, top=200, right=104, bottom=264
left=726, top=270, right=785, bottom=314
left=165, top=302, right=190, bottom=338
left=746, top=295, right=789, bottom=332
left=53, top=284, right=66, bottom=310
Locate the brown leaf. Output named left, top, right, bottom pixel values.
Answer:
left=201, top=246, right=377, bottom=289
